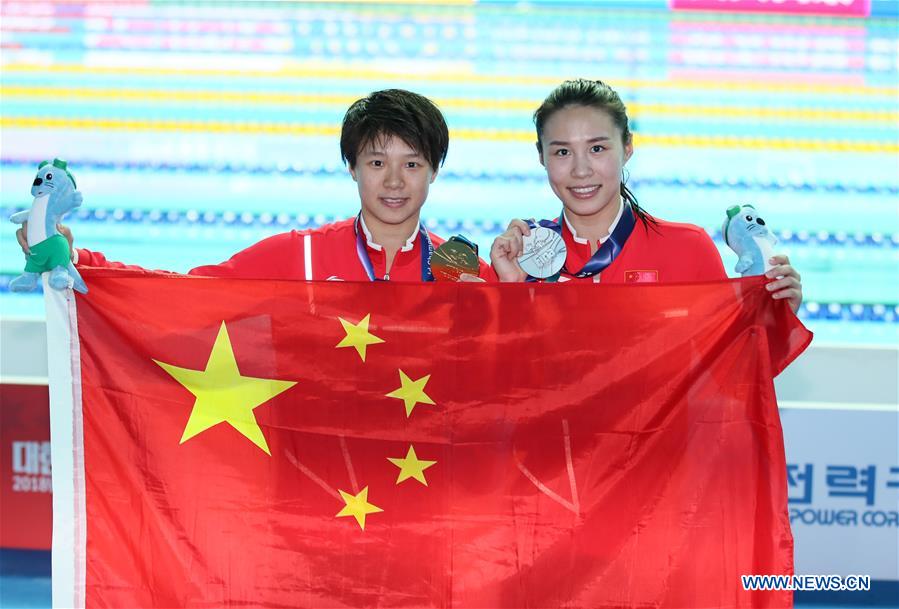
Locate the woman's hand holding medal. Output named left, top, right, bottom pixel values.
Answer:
left=490, top=220, right=531, bottom=282
left=490, top=219, right=568, bottom=282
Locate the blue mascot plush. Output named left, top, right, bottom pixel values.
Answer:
left=722, top=204, right=778, bottom=277
left=9, top=159, right=87, bottom=293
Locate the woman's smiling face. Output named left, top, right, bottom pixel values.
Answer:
left=539, top=104, right=633, bottom=224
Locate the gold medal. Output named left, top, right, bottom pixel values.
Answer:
left=431, top=237, right=480, bottom=281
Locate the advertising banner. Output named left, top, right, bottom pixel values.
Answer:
left=0, top=383, right=51, bottom=550
left=670, top=0, right=872, bottom=17
left=782, top=404, right=899, bottom=581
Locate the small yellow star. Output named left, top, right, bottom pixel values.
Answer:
left=388, top=445, right=437, bottom=486
left=335, top=486, right=383, bottom=530
left=385, top=370, right=435, bottom=417
left=154, top=322, right=296, bottom=455
left=336, top=314, right=385, bottom=362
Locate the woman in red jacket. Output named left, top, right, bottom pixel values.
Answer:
left=16, top=89, right=491, bottom=283
left=490, top=79, right=802, bottom=311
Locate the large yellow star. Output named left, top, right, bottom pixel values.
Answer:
left=388, top=445, right=437, bottom=486
left=153, top=322, right=297, bottom=455
left=336, top=314, right=384, bottom=362
left=385, top=370, right=435, bottom=417
left=335, top=486, right=383, bottom=530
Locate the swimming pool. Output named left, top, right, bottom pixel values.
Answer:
left=2, top=0, right=896, bottom=344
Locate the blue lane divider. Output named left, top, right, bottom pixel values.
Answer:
left=799, top=302, right=899, bottom=323
left=0, top=275, right=894, bottom=322
left=2, top=159, right=897, bottom=196
left=3, top=206, right=896, bottom=249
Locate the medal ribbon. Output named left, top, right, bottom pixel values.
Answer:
left=354, top=214, right=435, bottom=282
left=526, top=205, right=637, bottom=279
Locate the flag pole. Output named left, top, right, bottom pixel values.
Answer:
left=44, top=279, right=85, bottom=609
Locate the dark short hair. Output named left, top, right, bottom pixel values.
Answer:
left=340, top=89, right=449, bottom=172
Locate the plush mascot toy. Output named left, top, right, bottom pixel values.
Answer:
left=9, top=159, right=88, bottom=293
left=722, top=204, right=778, bottom=277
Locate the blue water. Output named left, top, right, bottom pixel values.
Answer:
left=1, top=0, right=896, bottom=343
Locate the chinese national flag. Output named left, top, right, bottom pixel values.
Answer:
left=57, top=269, right=810, bottom=608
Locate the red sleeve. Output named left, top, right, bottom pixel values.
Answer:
left=76, top=231, right=307, bottom=280
left=689, top=229, right=728, bottom=281
left=189, top=231, right=307, bottom=279
left=477, top=257, right=497, bottom=283
left=75, top=248, right=165, bottom=272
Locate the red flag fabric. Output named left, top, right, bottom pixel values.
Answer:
left=60, top=269, right=810, bottom=608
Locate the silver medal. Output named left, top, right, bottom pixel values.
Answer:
left=517, top=226, right=567, bottom=279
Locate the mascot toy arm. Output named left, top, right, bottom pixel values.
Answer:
left=723, top=204, right=778, bottom=277
left=9, top=158, right=87, bottom=294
